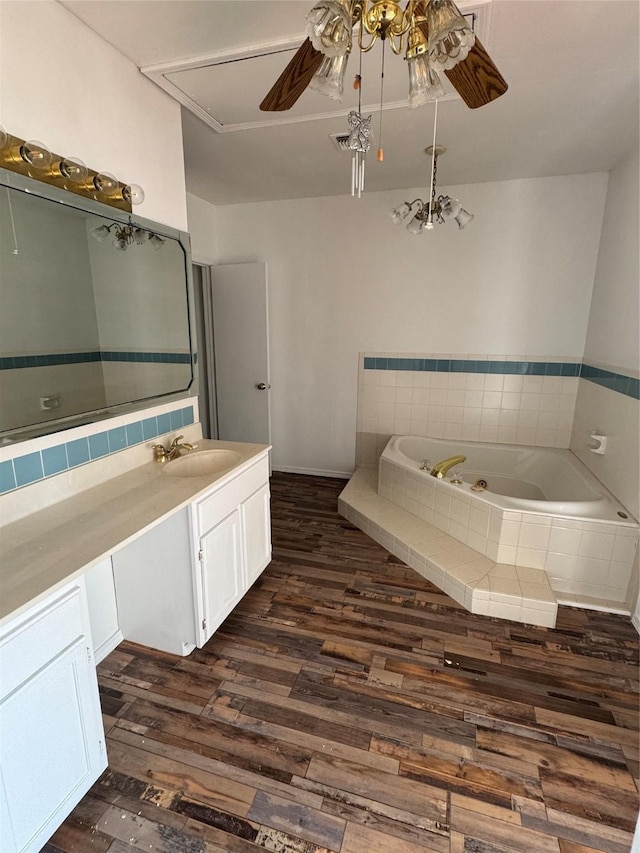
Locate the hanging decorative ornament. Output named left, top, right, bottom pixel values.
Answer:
left=347, top=110, right=371, bottom=198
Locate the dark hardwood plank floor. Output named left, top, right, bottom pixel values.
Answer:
left=46, top=472, right=639, bottom=853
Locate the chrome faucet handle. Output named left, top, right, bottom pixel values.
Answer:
left=420, top=459, right=431, bottom=471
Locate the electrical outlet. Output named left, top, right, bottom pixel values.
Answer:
left=40, top=395, right=60, bottom=411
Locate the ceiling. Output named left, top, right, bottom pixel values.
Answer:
left=60, top=0, right=639, bottom=205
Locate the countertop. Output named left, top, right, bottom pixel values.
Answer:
left=0, top=440, right=270, bottom=627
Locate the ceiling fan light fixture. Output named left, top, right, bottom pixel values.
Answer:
left=407, top=53, right=445, bottom=108
left=309, top=51, right=350, bottom=101
left=427, top=0, right=475, bottom=71
left=305, top=0, right=352, bottom=58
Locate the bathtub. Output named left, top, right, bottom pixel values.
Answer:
left=383, top=435, right=630, bottom=521
left=378, top=435, right=638, bottom=603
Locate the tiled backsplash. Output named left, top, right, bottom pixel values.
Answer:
left=0, top=402, right=195, bottom=495
left=356, top=353, right=639, bottom=469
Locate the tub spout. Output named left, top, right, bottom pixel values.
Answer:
left=430, top=455, right=466, bottom=479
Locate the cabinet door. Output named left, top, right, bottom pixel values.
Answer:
left=199, top=507, right=243, bottom=645
left=85, top=557, right=122, bottom=663
left=0, top=582, right=106, bottom=853
left=242, top=483, right=272, bottom=587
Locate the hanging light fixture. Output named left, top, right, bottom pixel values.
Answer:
left=91, top=220, right=165, bottom=251
left=304, top=0, right=473, bottom=106
left=389, top=100, right=473, bottom=232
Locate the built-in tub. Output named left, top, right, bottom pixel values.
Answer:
left=378, top=435, right=638, bottom=604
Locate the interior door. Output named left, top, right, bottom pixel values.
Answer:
left=209, top=263, right=270, bottom=445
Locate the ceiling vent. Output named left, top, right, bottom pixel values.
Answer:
left=329, top=132, right=352, bottom=153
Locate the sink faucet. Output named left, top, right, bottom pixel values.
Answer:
left=430, top=455, right=466, bottom=479
left=152, top=435, right=197, bottom=462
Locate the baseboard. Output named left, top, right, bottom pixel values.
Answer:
left=272, top=465, right=352, bottom=480
left=94, top=629, right=124, bottom=664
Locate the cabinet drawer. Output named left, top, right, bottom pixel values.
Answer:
left=0, top=582, right=86, bottom=698
left=196, top=456, right=269, bottom=535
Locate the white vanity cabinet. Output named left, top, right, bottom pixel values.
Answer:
left=192, top=455, right=271, bottom=645
left=111, top=451, right=271, bottom=654
left=0, top=578, right=106, bottom=853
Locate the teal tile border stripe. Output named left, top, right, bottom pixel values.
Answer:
left=0, top=405, right=195, bottom=495
left=362, top=358, right=639, bottom=400
left=581, top=364, right=640, bottom=400
left=0, top=351, right=193, bottom=369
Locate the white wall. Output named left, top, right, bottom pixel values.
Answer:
left=197, top=173, right=607, bottom=474
left=570, top=145, right=639, bottom=604
left=0, top=0, right=187, bottom=231
left=571, top=146, right=639, bottom=519
left=187, top=192, right=218, bottom=264
left=582, top=145, right=640, bottom=372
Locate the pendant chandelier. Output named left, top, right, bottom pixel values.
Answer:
left=389, top=100, right=473, bottom=232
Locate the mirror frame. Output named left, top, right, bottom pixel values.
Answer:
left=0, top=166, right=198, bottom=444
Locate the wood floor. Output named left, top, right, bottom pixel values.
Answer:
left=46, top=472, right=639, bottom=853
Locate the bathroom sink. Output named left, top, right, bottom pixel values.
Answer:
left=162, top=449, right=242, bottom=478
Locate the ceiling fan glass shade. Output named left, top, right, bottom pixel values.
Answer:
left=439, top=195, right=462, bottom=220
left=305, top=0, right=352, bottom=58
left=309, top=52, right=349, bottom=100
left=426, top=0, right=475, bottom=71
left=455, top=208, right=474, bottom=229
left=407, top=54, right=445, bottom=107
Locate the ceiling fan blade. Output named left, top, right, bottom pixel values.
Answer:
left=444, top=37, right=508, bottom=109
left=260, top=38, right=324, bottom=111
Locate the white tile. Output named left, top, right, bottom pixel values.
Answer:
left=500, top=520, right=521, bottom=547
left=489, top=563, right=519, bottom=579
left=497, top=544, right=517, bottom=564
left=488, top=601, right=523, bottom=622
left=579, top=530, right=615, bottom=560
left=518, top=523, right=551, bottom=551
left=520, top=607, right=556, bottom=628
left=605, top=561, right=634, bottom=590
left=548, top=526, right=583, bottom=555
left=546, top=551, right=581, bottom=578
left=521, top=513, right=551, bottom=527
left=484, top=375, right=504, bottom=392
left=612, top=534, right=639, bottom=564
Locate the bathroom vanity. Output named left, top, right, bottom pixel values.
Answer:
left=0, top=439, right=271, bottom=853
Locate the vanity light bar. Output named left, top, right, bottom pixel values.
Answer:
left=0, top=129, right=140, bottom=213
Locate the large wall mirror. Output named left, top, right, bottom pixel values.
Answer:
left=0, top=168, right=197, bottom=443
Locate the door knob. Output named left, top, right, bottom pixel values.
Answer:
left=256, top=382, right=270, bottom=390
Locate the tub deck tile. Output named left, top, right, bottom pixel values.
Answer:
left=340, top=469, right=559, bottom=628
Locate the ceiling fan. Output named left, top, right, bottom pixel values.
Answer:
left=260, top=0, right=507, bottom=112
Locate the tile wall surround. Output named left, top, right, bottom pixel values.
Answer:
left=0, top=399, right=199, bottom=524
left=356, top=352, right=640, bottom=469
left=378, top=456, right=638, bottom=606
left=0, top=350, right=193, bottom=370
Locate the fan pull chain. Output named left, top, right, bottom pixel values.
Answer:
left=377, top=40, right=386, bottom=162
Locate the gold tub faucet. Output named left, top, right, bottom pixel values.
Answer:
left=430, top=455, right=466, bottom=478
